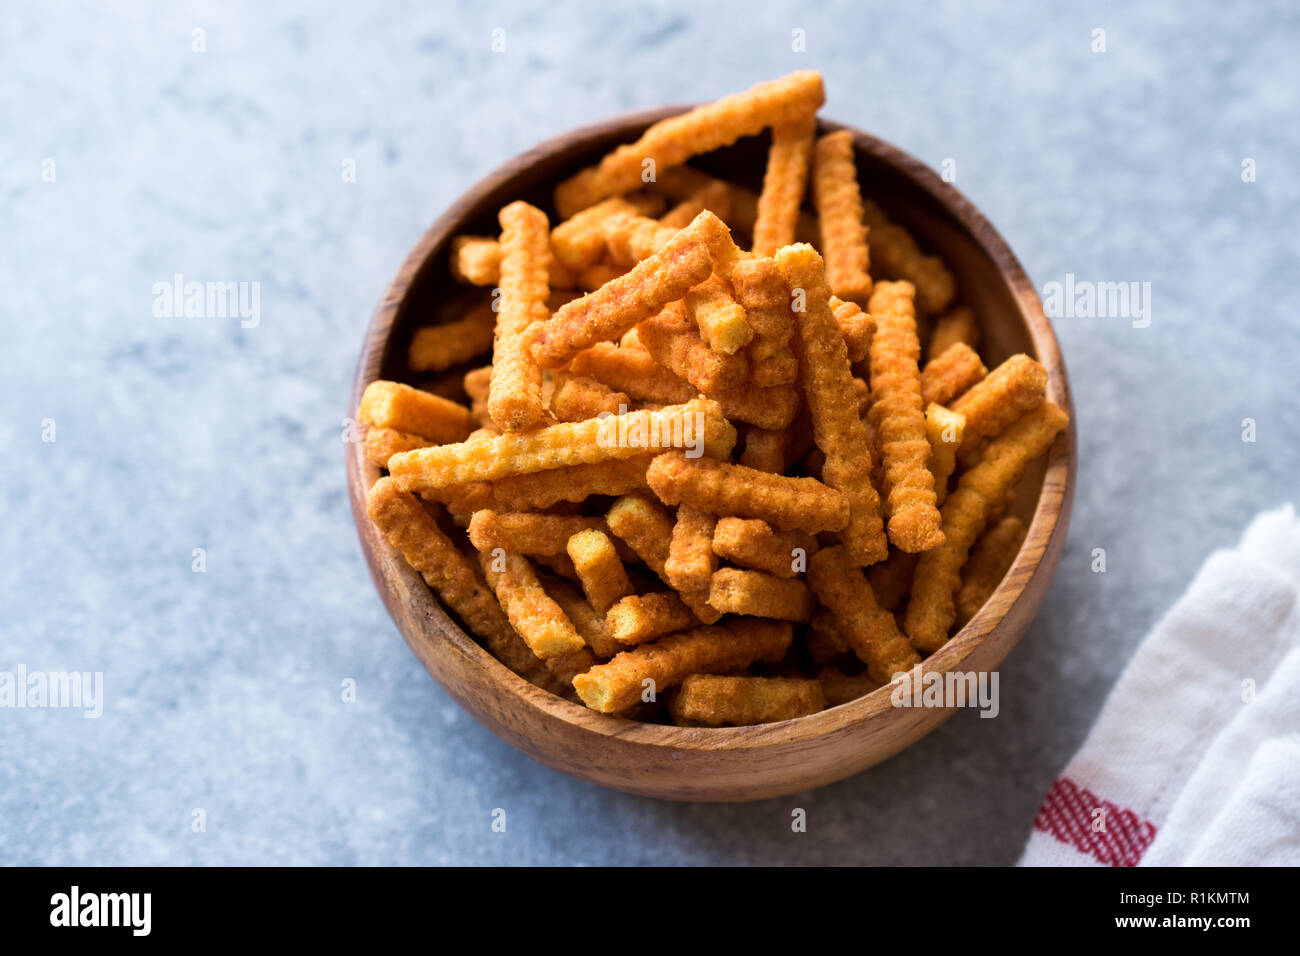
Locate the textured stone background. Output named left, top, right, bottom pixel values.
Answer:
left=2, top=0, right=1296, bottom=864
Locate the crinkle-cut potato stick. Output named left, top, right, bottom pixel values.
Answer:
left=670, top=675, right=824, bottom=727
left=925, top=403, right=966, bottom=506
left=778, top=243, right=888, bottom=564
left=567, top=342, right=696, bottom=405
left=950, top=353, right=1048, bottom=458
left=921, top=342, right=987, bottom=407
left=605, top=592, right=699, bottom=646
left=865, top=549, right=920, bottom=614
left=928, top=305, right=980, bottom=361
left=388, top=398, right=734, bottom=492
left=817, top=667, right=884, bottom=707
left=603, top=212, right=679, bottom=268
left=566, top=528, right=634, bottom=616
left=408, top=302, right=497, bottom=373
left=752, top=114, right=817, bottom=257
left=544, top=577, right=625, bottom=660
left=450, top=234, right=575, bottom=289
left=437, top=454, right=655, bottom=515
left=529, top=211, right=735, bottom=369
left=808, top=545, right=921, bottom=685
left=549, top=372, right=630, bottom=422
left=551, top=197, right=654, bottom=271
left=707, top=379, right=801, bottom=431
left=813, top=130, right=872, bottom=304
left=645, top=166, right=763, bottom=237
left=956, top=516, right=1027, bottom=628
left=480, top=549, right=586, bottom=659
left=358, top=380, right=477, bottom=445
left=605, top=492, right=720, bottom=624
left=866, top=280, right=945, bottom=553
left=647, top=450, right=850, bottom=534
left=637, top=300, right=747, bottom=394
left=554, top=70, right=825, bottom=218
left=364, top=427, right=431, bottom=469
left=738, top=428, right=787, bottom=473
left=828, top=296, right=875, bottom=364
left=805, top=609, right=852, bottom=664
left=861, top=199, right=956, bottom=316
left=467, top=510, right=610, bottom=558
left=712, top=517, right=816, bottom=578
left=488, top=201, right=550, bottom=432
left=708, top=567, right=813, bottom=622
left=685, top=272, right=752, bottom=355
left=571, top=619, right=794, bottom=714
left=664, top=505, right=717, bottom=593
left=365, top=478, right=561, bottom=692
left=658, top=179, right=732, bottom=229
left=905, top=401, right=1069, bottom=653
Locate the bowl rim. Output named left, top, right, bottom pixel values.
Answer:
left=347, top=105, right=1076, bottom=751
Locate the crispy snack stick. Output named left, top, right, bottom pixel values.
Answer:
left=866, top=281, right=945, bottom=552
left=665, top=505, right=718, bottom=593
left=806, top=609, right=852, bottom=663
left=812, top=130, right=872, bottom=303
left=574, top=260, right=625, bottom=292
left=708, top=567, right=814, bottom=621
left=739, top=428, right=787, bottom=473
left=905, top=401, right=1069, bottom=652
left=829, top=296, right=876, bottom=363
left=865, top=549, right=920, bottom=613
left=817, top=666, right=883, bottom=707
left=566, top=528, right=634, bottom=615
left=533, top=551, right=580, bottom=581
left=365, top=478, right=558, bottom=688
left=408, top=302, right=497, bottom=372
left=670, top=674, right=824, bottom=726
left=637, top=300, right=748, bottom=393
left=530, top=211, right=735, bottom=368
left=658, top=179, right=732, bottom=229
left=605, top=493, right=720, bottom=623
left=441, top=454, right=655, bottom=514
left=778, top=243, right=888, bottom=564
left=358, top=380, right=477, bottom=445
left=551, top=197, right=651, bottom=271
left=467, top=510, right=609, bottom=557
left=807, top=544, right=922, bottom=684
left=489, top=201, right=551, bottom=431
left=711, top=517, right=817, bottom=578
left=647, top=451, right=849, bottom=534
left=852, top=376, right=871, bottom=414
left=544, top=576, right=624, bottom=659
left=549, top=372, right=630, bottom=422
left=571, top=619, right=793, bottom=713
left=604, top=212, right=678, bottom=268
left=450, top=235, right=575, bottom=288
left=568, top=343, right=696, bottom=405
left=928, top=305, right=980, bottom=361
left=752, top=114, right=817, bottom=256
left=956, top=516, right=1027, bottom=627
left=685, top=272, right=753, bottom=355
left=861, top=199, right=956, bottom=315
left=646, top=166, right=762, bottom=237
left=604, top=591, right=699, bottom=646
left=389, top=398, right=734, bottom=491
left=750, top=349, right=799, bottom=387
left=950, top=353, right=1048, bottom=459
left=364, top=427, right=431, bottom=469
left=462, top=366, right=493, bottom=426
left=920, top=342, right=987, bottom=407
left=708, top=380, right=800, bottom=430
left=479, top=549, right=586, bottom=659
left=553, top=71, right=825, bottom=218
left=732, top=256, right=798, bottom=385
left=925, top=403, right=966, bottom=506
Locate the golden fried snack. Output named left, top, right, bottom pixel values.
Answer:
left=807, top=544, right=922, bottom=685
left=358, top=380, right=477, bottom=445
left=685, top=272, right=753, bottom=355
left=408, top=302, right=497, bottom=372
left=549, top=372, right=630, bottom=422
left=479, top=549, right=585, bottom=659
left=861, top=199, right=956, bottom=315
left=568, top=342, right=696, bottom=405
left=805, top=609, right=852, bottom=663
left=529, top=211, right=732, bottom=368
left=658, top=179, right=732, bottom=229
left=646, top=450, right=850, bottom=534
left=670, top=674, right=824, bottom=726
left=750, top=350, right=799, bottom=387
left=439, top=454, right=654, bottom=515
left=554, top=71, right=825, bottom=217
left=956, top=516, right=1027, bottom=627
left=364, top=427, right=431, bottom=469
left=817, top=666, right=883, bottom=707
left=637, top=300, right=748, bottom=394
left=950, top=353, right=1048, bottom=459
left=605, top=492, right=720, bottom=623
left=571, top=619, right=793, bottom=713
left=925, top=402, right=966, bottom=506
left=866, top=280, right=945, bottom=552
left=707, top=379, right=801, bottom=430
left=461, top=365, right=493, bottom=426
left=566, top=528, right=634, bottom=615
left=366, top=478, right=557, bottom=689
left=389, top=398, right=734, bottom=491
left=865, top=549, right=920, bottom=613
left=739, top=428, right=787, bottom=473
left=450, top=235, right=575, bottom=288
left=544, top=577, right=624, bottom=659
left=752, top=114, right=817, bottom=257
left=711, top=517, right=817, bottom=578
left=920, top=342, right=987, bottom=407
left=574, top=260, right=625, bottom=292
left=488, top=201, right=551, bottom=431
left=732, top=256, right=798, bottom=386
left=551, top=197, right=650, bottom=271
left=829, top=296, right=876, bottom=363
left=928, top=305, right=980, bottom=360
left=603, top=212, right=678, bottom=268
left=778, top=243, right=888, bottom=564
left=905, top=401, right=1068, bottom=652
left=604, top=591, right=699, bottom=646
left=646, top=166, right=763, bottom=236
left=665, top=505, right=718, bottom=593
left=467, top=510, right=608, bottom=557
left=707, top=567, right=813, bottom=621
left=812, top=130, right=872, bottom=303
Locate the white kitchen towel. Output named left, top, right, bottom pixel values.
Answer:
left=1019, top=504, right=1300, bottom=866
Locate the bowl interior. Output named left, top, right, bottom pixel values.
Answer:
left=350, top=108, right=1074, bottom=750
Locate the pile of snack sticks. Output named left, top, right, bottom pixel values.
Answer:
left=360, top=71, right=1068, bottom=726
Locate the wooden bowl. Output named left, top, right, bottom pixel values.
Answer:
left=346, top=107, right=1076, bottom=802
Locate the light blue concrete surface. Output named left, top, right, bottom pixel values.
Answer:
left=2, top=0, right=1296, bottom=865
